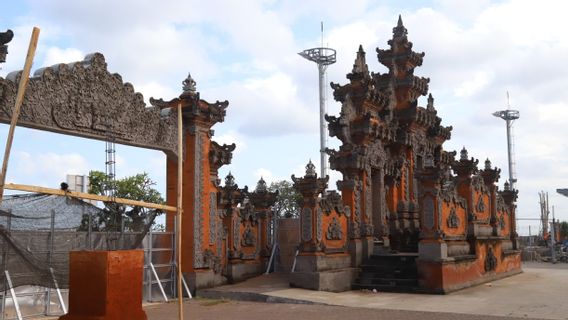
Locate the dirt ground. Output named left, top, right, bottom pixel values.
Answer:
left=144, top=299, right=549, bottom=320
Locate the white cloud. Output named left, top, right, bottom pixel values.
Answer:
left=8, top=151, right=90, bottom=188
left=3, top=0, right=568, bottom=231
left=42, top=47, right=83, bottom=67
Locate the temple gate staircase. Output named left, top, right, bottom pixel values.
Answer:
left=352, top=241, right=420, bottom=293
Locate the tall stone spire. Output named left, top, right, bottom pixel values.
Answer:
left=347, top=45, right=370, bottom=81
left=393, top=14, right=407, bottom=38
left=376, top=16, right=429, bottom=109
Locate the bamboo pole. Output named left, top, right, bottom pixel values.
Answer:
left=0, top=27, right=40, bottom=204
left=176, top=102, right=184, bottom=320
left=4, top=183, right=176, bottom=211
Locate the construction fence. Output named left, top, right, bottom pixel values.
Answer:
left=0, top=195, right=178, bottom=320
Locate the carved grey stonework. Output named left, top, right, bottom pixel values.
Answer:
left=316, top=207, right=323, bottom=242
left=233, top=218, right=240, bottom=251
left=0, top=53, right=179, bottom=156
left=301, top=207, right=313, bottom=242
left=447, top=208, right=460, bottom=228
left=484, top=246, right=497, bottom=272
left=476, top=195, right=486, bottom=213
left=499, top=214, right=506, bottom=230
left=241, top=224, right=256, bottom=247
left=365, top=169, right=372, bottom=221
left=193, top=132, right=205, bottom=268
left=209, top=192, right=216, bottom=245
left=423, top=196, right=435, bottom=229
left=217, top=216, right=223, bottom=257
left=326, top=217, right=343, bottom=240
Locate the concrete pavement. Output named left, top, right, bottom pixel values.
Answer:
left=200, top=262, right=568, bottom=320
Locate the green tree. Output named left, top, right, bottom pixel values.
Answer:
left=559, top=221, right=568, bottom=240
left=268, top=180, right=302, bottom=218
left=79, top=170, right=164, bottom=232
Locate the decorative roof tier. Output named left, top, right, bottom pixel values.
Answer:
left=150, top=73, right=228, bottom=128
left=375, top=15, right=430, bottom=109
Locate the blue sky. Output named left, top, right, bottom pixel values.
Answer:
left=1, top=0, right=567, bottom=235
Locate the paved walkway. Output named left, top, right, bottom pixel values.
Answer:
left=199, top=262, right=568, bottom=320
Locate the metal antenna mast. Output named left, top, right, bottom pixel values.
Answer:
left=299, top=22, right=336, bottom=178
left=492, top=92, right=520, bottom=189
left=105, top=139, right=117, bottom=197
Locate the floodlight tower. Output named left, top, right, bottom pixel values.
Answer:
left=299, top=22, right=336, bottom=178
left=493, top=92, right=520, bottom=190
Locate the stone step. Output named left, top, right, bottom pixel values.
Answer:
left=358, top=269, right=418, bottom=279
left=366, top=253, right=418, bottom=265
left=352, top=281, right=422, bottom=293
left=355, top=277, right=418, bottom=287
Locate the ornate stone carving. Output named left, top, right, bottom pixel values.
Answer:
left=0, top=29, right=14, bottom=63
left=499, top=214, right=506, bottom=230
left=0, top=53, right=179, bottom=155
left=447, top=208, right=460, bottom=228
left=301, top=207, right=313, bottom=242
left=320, top=191, right=344, bottom=215
left=476, top=195, right=486, bottom=213
left=203, top=249, right=222, bottom=274
left=209, top=141, right=235, bottom=174
left=241, top=224, right=256, bottom=247
left=316, top=207, right=323, bottom=242
left=484, top=246, right=497, bottom=272
left=326, top=217, right=343, bottom=240
left=232, top=218, right=240, bottom=251
left=193, top=132, right=205, bottom=268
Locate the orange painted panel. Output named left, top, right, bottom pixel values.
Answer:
left=59, top=250, right=147, bottom=320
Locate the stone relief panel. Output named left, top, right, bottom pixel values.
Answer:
left=326, top=217, right=343, bottom=240
left=241, top=224, right=256, bottom=247
left=316, top=207, right=323, bottom=242
left=0, top=53, right=178, bottom=155
left=301, top=207, right=313, bottom=242
left=447, top=208, right=460, bottom=228
left=193, top=132, right=204, bottom=268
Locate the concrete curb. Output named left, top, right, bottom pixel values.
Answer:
left=197, top=289, right=326, bottom=305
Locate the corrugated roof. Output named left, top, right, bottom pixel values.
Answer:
left=0, top=193, right=102, bottom=231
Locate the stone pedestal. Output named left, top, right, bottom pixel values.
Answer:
left=289, top=254, right=355, bottom=292
left=59, top=250, right=147, bottom=320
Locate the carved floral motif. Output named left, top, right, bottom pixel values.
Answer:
left=326, top=217, right=343, bottom=240
left=447, top=208, right=460, bottom=228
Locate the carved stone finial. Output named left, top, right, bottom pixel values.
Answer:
left=352, top=45, right=368, bottom=74
left=0, top=29, right=14, bottom=63
left=393, top=14, right=408, bottom=38
left=427, top=93, right=435, bottom=111
left=255, top=177, right=267, bottom=192
left=460, top=147, right=468, bottom=161
left=504, top=180, right=510, bottom=191
left=225, top=171, right=235, bottom=187
left=485, top=158, right=491, bottom=170
left=305, top=160, right=317, bottom=178
left=182, top=73, right=197, bottom=95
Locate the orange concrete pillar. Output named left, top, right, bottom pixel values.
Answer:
left=59, top=250, right=146, bottom=320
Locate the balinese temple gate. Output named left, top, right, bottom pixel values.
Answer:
left=0, top=16, right=521, bottom=297
left=157, top=16, right=520, bottom=294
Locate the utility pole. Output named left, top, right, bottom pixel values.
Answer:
left=550, top=206, right=556, bottom=263
left=493, top=92, right=520, bottom=190
left=299, top=22, right=336, bottom=178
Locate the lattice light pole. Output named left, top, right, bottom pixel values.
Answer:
left=493, top=93, right=520, bottom=190
left=299, top=24, right=336, bottom=178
